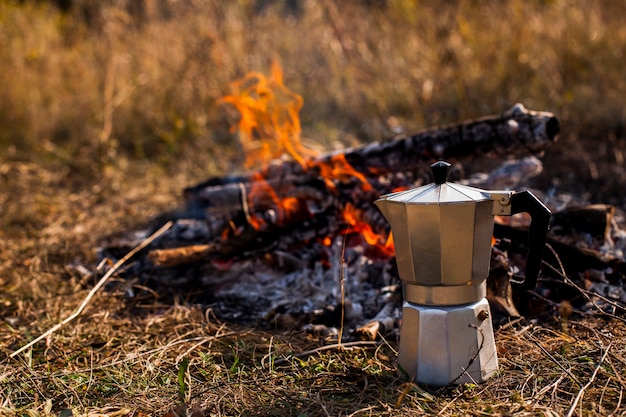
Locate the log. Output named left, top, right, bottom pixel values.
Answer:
left=185, top=102, right=559, bottom=193
left=492, top=203, right=626, bottom=316
left=167, top=104, right=558, bottom=259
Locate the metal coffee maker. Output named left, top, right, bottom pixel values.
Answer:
left=375, top=161, right=551, bottom=386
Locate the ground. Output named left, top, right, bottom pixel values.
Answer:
left=2, top=120, right=625, bottom=417
left=1, top=1, right=626, bottom=416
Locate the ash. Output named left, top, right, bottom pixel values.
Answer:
left=199, top=238, right=402, bottom=335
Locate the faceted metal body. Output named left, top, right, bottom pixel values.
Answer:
left=378, top=187, right=493, bottom=286
left=374, top=162, right=511, bottom=386
left=375, top=182, right=511, bottom=305
left=398, top=299, right=498, bottom=386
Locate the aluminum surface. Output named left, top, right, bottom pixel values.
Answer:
left=398, top=298, right=498, bottom=386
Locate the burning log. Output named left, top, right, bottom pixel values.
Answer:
left=168, top=104, right=558, bottom=260
left=188, top=103, right=558, bottom=190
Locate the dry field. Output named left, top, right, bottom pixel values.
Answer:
left=1, top=1, right=626, bottom=415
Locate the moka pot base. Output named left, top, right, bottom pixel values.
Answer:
left=397, top=298, right=498, bottom=387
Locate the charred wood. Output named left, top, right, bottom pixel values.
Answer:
left=97, top=105, right=573, bottom=331
left=493, top=203, right=626, bottom=317
left=167, top=104, right=559, bottom=260
left=496, top=204, right=625, bottom=276
left=186, top=103, right=559, bottom=194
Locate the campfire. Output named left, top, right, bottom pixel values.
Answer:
left=100, top=65, right=625, bottom=341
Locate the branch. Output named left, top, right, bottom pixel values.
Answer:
left=10, top=221, right=173, bottom=359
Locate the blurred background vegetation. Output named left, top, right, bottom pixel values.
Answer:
left=0, top=0, right=624, bottom=186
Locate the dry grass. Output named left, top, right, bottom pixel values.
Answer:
left=1, top=0, right=626, bottom=415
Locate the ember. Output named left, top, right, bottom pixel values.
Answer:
left=340, top=203, right=394, bottom=256
left=246, top=171, right=307, bottom=231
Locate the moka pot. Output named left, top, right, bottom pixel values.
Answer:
left=375, top=161, right=551, bottom=386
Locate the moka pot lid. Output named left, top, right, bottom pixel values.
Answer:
left=378, top=161, right=491, bottom=205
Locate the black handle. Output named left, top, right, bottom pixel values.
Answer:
left=510, top=191, right=551, bottom=290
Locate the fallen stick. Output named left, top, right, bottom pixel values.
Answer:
left=271, top=340, right=379, bottom=366
left=10, top=221, right=173, bottom=359
left=149, top=244, right=216, bottom=268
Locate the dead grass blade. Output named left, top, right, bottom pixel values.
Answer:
left=565, top=341, right=613, bottom=417
left=272, top=341, right=379, bottom=366
left=525, top=331, right=581, bottom=386
left=9, top=221, right=173, bottom=359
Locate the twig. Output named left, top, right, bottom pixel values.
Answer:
left=10, top=221, right=173, bottom=359
left=545, top=243, right=568, bottom=278
left=338, top=226, right=349, bottom=347
left=543, top=244, right=626, bottom=321
left=610, top=388, right=623, bottom=416
left=437, top=392, right=463, bottom=415
left=496, top=316, right=525, bottom=332
left=449, top=323, right=485, bottom=386
left=347, top=405, right=377, bottom=417
left=565, top=341, right=613, bottom=417
left=317, top=391, right=332, bottom=417
left=533, top=374, right=565, bottom=401
left=175, top=323, right=229, bottom=364
left=272, top=341, right=378, bottom=366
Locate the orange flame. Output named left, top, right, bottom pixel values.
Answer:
left=343, top=204, right=381, bottom=246
left=218, top=61, right=316, bottom=168
left=308, top=153, right=373, bottom=192
left=341, top=204, right=395, bottom=257
left=246, top=172, right=304, bottom=230
left=219, top=63, right=391, bottom=255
